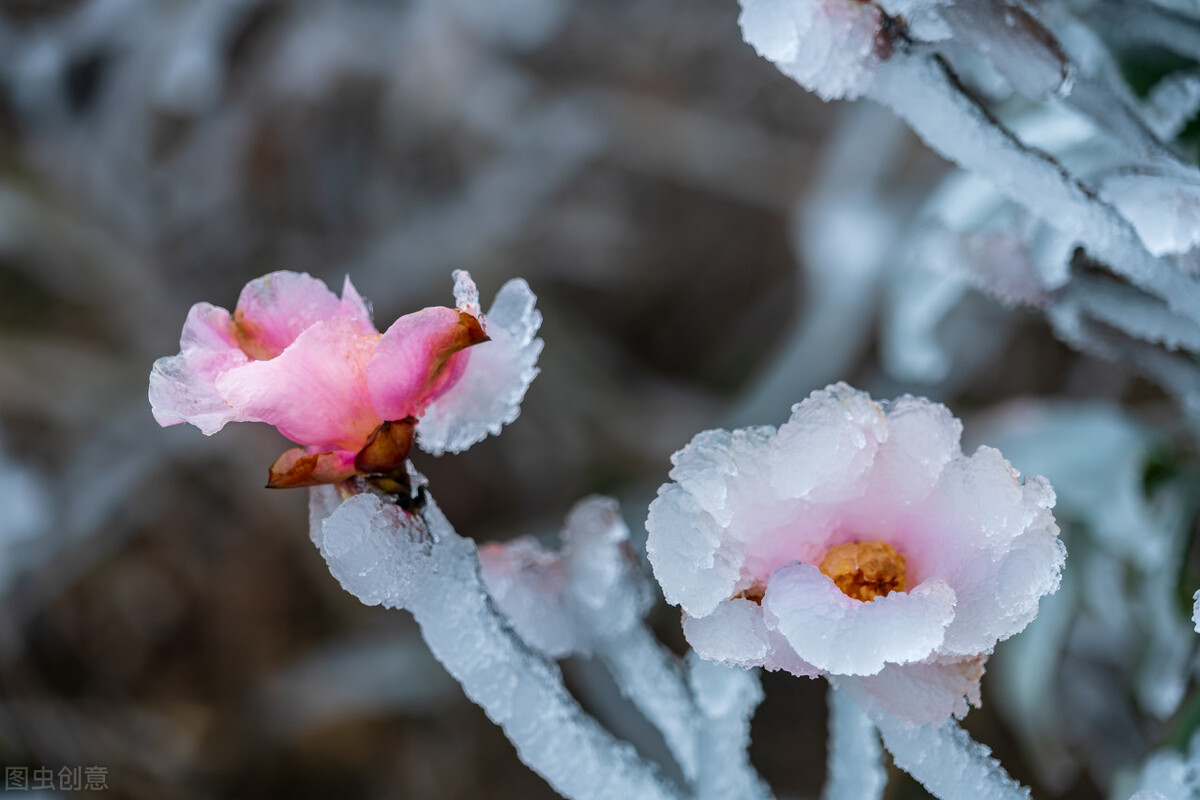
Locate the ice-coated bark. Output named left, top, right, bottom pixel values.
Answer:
left=823, top=686, right=886, bottom=800
left=477, top=496, right=770, bottom=798
left=647, top=383, right=1064, bottom=726
left=687, top=656, right=772, bottom=800
left=867, top=50, right=1200, bottom=325
left=312, top=487, right=683, bottom=800
left=1101, top=174, right=1200, bottom=257
left=873, top=713, right=1031, bottom=800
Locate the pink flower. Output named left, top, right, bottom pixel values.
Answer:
left=646, top=383, right=1064, bottom=725
left=150, top=270, right=542, bottom=489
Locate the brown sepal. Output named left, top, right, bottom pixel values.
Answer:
left=267, top=448, right=358, bottom=489
left=354, top=418, right=418, bottom=477
left=457, top=310, right=488, bottom=349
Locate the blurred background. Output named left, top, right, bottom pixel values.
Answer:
left=0, top=0, right=1196, bottom=798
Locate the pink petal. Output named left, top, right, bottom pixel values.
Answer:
left=907, top=450, right=1063, bottom=657
left=339, top=275, right=374, bottom=324
left=149, top=302, right=249, bottom=435
left=215, top=317, right=382, bottom=451
left=761, top=561, right=955, bottom=675
left=366, top=307, right=486, bottom=421
left=233, top=271, right=375, bottom=360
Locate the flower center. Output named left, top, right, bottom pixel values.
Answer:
left=818, top=540, right=907, bottom=602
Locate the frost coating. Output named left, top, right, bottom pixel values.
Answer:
left=873, top=710, right=1031, bottom=800
left=646, top=382, right=1064, bottom=725
left=1102, top=175, right=1200, bottom=257
left=737, top=0, right=883, bottom=101
left=478, top=496, right=651, bottom=659
left=418, top=278, right=544, bottom=455
left=313, top=486, right=682, bottom=800
left=824, top=686, right=885, bottom=800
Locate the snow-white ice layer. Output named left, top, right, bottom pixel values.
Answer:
left=687, top=655, right=772, bottom=800
left=1102, top=174, right=1200, bottom=257
left=418, top=274, right=543, bottom=455
left=310, top=485, right=682, bottom=800
left=864, top=51, right=1200, bottom=324
left=477, top=497, right=770, bottom=798
left=646, top=383, right=1064, bottom=726
left=1142, top=70, right=1200, bottom=142
left=736, top=0, right=883, bottom=101
left=824, top=686, right=886, bottom=800
left=872, top=711, right=1031, bottom=800
left=478, top=496, right=652, bottom=659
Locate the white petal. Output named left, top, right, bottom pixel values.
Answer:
left=770, top=383, right=888, bottom=502
left=763, top=562, right=955, bottom=675
left=646, top=484, right=741, bottom=617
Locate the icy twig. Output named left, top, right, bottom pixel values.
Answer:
left=1054, top=276, right=1200, bottom=353
left=311, top=487, right=683, bottom=800
left=874, top=714, right=1031, bottom=800
left=1047, top=297, right=1200, bottom=416
left=687, top=656, right=772, bottom=800
left=867, top=49, right=1200, bottom=324
left=1142, top=70, right=1200, bottom=142
left=824, top=686, right=886, bottom=800
left=477, top=495, right=771, bottom=798
left=596, top=624, right=704, bottom=784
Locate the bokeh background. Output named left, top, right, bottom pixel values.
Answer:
left=0, top=1, right=1196, bottom=798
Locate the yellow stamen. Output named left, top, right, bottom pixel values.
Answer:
left=818, top=541, right=907, bottom=602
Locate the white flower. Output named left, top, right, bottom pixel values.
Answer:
left=646, top=383, right=1064, bottom=725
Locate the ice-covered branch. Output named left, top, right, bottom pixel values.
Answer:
left=1047, top=295, right=1200, bottom=416
left=596, top=625, right=703, bottom=782
left=687, top=656, right=772, bottom=800
left=310, top=486, right=684, bottom=800
left=867, top=49, right=1200, bottom=322
left=476, top=495, right=771, bottom=798
left=823, top=686, right=886, bottom=800
left=312, top=486, right=770, bottom=799
left=874, top=715, right=1031, bottom=800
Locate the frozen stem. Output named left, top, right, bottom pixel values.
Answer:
left=875, top=713, right=1032, bottom=800
left=311, top=487, right=684, bottom=800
